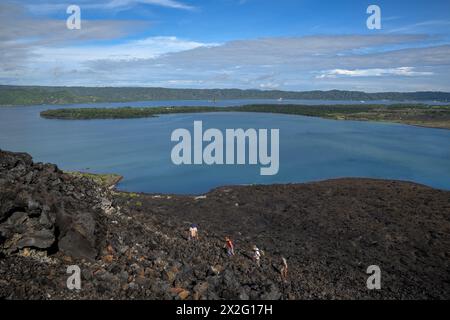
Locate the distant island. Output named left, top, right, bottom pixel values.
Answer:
left=1, top=85, right=450, bottom=106
left=40, top=104, right=450, bottom=129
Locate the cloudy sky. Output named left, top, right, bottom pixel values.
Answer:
left=1, top=0, right=450, bottom=91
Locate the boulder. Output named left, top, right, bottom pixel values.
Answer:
left=59, top=229, right=97, bottom=261
left=16, top=229, right=55, bottom=249
left=0, top=149, right=110, bottom=261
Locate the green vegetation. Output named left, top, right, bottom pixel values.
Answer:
left=1, top=85, right=450, bottom=106
left=236, top=104, right=450, bottom=129
left=0, top=87, right=98, bottom=106
left=41, top=106, right=221, bottom=119
left=41, top=104, right=450, bottom=129
left=128, top=192, right=140, bottom=198
left=65, top=171, right=123, bottom=188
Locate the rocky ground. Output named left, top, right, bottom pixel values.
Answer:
left=0, top=149, right=449, bottom=300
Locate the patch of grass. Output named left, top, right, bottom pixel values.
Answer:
left=129, top=193, right=140, bottom=198
left=65, top=171, right=123, bottom=188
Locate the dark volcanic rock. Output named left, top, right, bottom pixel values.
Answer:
left=0, top=149, right=449, bottom=300
left=15, top=228, right=55, bottom=249
left=0, top=149, right=108, bottom=260
left=56, top=211, right=98, bottom=261
left=114, top=179, right=450, bottom=300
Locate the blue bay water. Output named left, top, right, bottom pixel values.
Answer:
left=0, top=99, right=449, bottom=194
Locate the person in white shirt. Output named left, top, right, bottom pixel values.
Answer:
left=252, top=245, right=261, bottom=266
left=189, top=224, right=198, bottom=241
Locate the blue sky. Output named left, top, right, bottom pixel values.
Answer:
left=1, top=0, right=450, bottom=91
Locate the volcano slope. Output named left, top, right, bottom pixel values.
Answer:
left=0, top=149, right=449, bottom=299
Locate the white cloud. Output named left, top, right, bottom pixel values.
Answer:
left=33, top=36, right=218, bottom=64
left=24, top=0, right=195, bottom=13
left=388, top=20, right=450, bottom=34
left=105, top=0, right=195, bottom=10
left=0, top=2, right=150, bottom=72
left=74, top=36, right=447, bottom=91
left=259, top=82, right=281, bottom=89
left=316, top=67, right=434, bottom=79
left=1, top=2, right=449, bottom=93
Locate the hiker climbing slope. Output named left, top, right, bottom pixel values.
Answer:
left=252, top=245, right=261, bottom=266
left=281, top=257, right=288, bottom=282
left=225, top=237, right=235, bottom=256
left=189, top=224, right=199, bottom=241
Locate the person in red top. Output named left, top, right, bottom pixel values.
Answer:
left=225, top=237, right=235, bottom=256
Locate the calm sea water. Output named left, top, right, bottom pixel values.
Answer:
left=1, top=99, right=449, bottom=194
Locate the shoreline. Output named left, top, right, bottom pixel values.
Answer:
left=39, top=104, right=450, bottom=130
left=111, top=177, right=450, bottom=198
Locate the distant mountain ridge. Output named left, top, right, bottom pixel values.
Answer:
left=1, top=85, right=449, bottom=106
